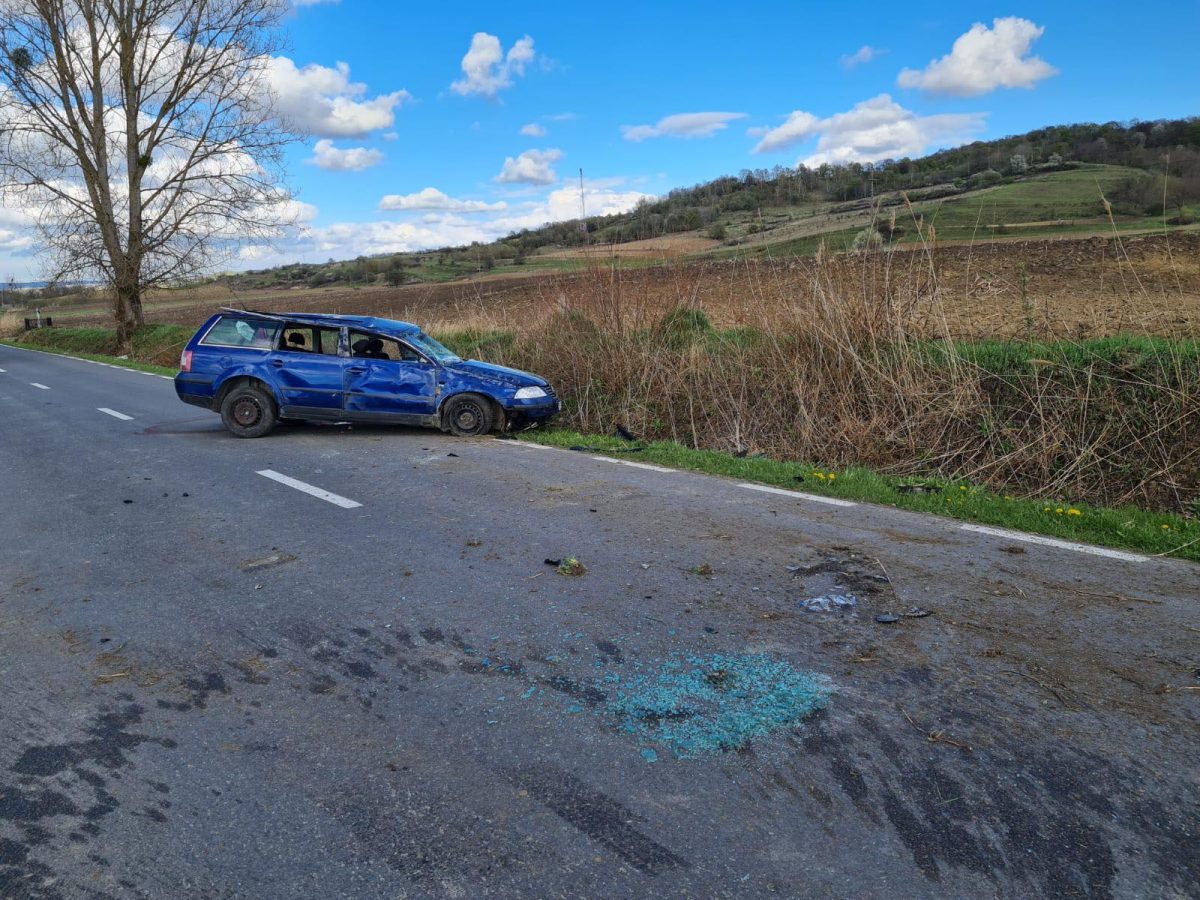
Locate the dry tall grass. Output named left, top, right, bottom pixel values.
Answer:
left=442, top=243, right=1198, bottom=511
left=0, top=309, right=24, bottom=337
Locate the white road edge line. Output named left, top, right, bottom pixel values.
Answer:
left=0, top=367, right=6, bottom=372
left=738, top=483, right=858, bottom=508
left=98, top=407, right=134, bottom=421
left=960, top=523, right=1148, bottom=563
left=592, top=456, right=676, bottom=474
left=495, top=439, right=562, bottom=452
left=30, top=382, right=50, bottom=390
left=256, top=469, right=362, bottom=509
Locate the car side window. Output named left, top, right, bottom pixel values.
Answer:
left=201, top=316, right=279, bottom=349
left=349, top=331, right=421, bottom=363
left=280, top=325, right=340, bottom=355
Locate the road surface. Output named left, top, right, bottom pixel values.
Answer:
left=1, top=344, right=1197, bottom=899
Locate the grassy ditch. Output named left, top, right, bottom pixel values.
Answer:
left=517, top=429, right=1200, bottom=563
left=4, top=323, right=189, bottom=368
left=1, top=334, right=177, bottom=375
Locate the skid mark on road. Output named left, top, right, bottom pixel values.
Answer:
left=505, top=764, right=687, bottom=874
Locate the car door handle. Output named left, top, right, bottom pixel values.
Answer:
left=271, top=359, right=285, bottom=368
left=346, top=366, right=366, bottom=374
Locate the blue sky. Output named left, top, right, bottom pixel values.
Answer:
left=3, top=1, right=1198, bottom=279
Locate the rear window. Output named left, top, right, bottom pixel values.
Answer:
left=200, top=316, right=280, bottom=349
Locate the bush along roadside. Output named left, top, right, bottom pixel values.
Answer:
left=514, top=429, right=1200, bottom=564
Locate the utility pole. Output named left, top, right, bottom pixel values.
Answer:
left=578, top=168, right=588, bottom=244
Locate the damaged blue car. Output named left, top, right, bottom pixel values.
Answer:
left=174, top=309, right=559, bottom=438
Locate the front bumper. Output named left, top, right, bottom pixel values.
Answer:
left=503, top=395, right=560, bottom=422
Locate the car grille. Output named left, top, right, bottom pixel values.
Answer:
left=543, top=383, right=557, bottom=400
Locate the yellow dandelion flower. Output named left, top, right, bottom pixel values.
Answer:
left=1055, top=508, right=1064, bottom=514
left=815, top=472, right=826, bottom=480
left=1161, top=524, right=1171, bottom=530
left=959, top=486, right=967, bottom=491
left=828, top=473, right=836, bottom=481
left=1067, top=508, right=1081, bottom=516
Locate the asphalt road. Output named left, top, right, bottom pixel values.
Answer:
left=1, top=343, right=1197, bottom=900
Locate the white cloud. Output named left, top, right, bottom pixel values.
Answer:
left=496, top=148, right=562, bottom=185
left=841, top=45, right=885, bottom=69
left=267, top=57, right=411, bottom=137
left=752, top=94, right=985, bottom=165
left=621, top=112, right=746, bottom=142
left=379, top=187, right=506, bottom=213
left=897, top=17, right=1057, bottom=97
left=520, top=122, right=547, bottom=137
left=450, top=33, right=536, bottom=99
left=236, top=183, right=653, bottom=270
left=749, top=111, right=821, bottom=154
left=308, top=139, right=384, bottom=171
left=490, top=186, right=651, bottom=232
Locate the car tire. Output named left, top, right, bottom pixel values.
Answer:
left=444, top=393, right=494, bottom=436
left=220, top=384, right=278, bottom=438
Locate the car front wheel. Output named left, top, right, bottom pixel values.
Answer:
left=444, top=393, right=494, bottom=436
left=220, top=384, right=278, bottom=438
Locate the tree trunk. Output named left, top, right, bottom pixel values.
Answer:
left=129, top=288, right=144, bottom=328
left=113, top=281, right=138, bottom=357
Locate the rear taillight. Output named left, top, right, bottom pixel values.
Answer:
left=180, top=350, right=192, bottom=373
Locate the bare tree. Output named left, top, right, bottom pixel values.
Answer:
left=0, top=0, right=296, bottom=353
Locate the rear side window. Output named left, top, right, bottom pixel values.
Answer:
left=200, top=316, right=280, bottom=349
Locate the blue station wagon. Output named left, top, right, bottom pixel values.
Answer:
left=175, top=309, right=559, bottom=438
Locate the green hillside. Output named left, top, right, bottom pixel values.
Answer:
left=225, top=116, right=1200, bottom=289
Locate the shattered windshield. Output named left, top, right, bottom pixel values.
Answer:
left=408, top=331, right=461, bottom=363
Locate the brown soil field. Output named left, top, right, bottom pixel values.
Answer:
left=56, top=232, right=1200, bottom=340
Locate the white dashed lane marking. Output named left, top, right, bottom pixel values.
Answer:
left=738, top=483, right=858, bottom=508
left=959, top=524, right=1149, bottom=563
left=30, top=382, right=50, bottom=390
left=256, top=469, right=363, bottom=509
left=98, top=408, right=134, bottom=421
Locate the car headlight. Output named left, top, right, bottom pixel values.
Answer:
left=514, top=385, right=548, bottom=400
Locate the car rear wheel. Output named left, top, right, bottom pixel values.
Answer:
left=220, top=384, right=278, bottom=438
left=444, top=393, right=494, bottom=436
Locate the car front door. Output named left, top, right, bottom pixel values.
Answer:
left=344, top=332, right=437, bottom=417
left=269, top=324, right=346, bottom=413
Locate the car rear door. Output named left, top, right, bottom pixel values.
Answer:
left=344, top=331, right=437, bottom=417
left=269, top=324, right=346, bottom=413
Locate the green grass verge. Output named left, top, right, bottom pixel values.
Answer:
left=516, top=428, right=1200, bottom=563
left=0, top=338, right=177, bottom=375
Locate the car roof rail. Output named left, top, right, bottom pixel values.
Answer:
left=219, top=306, right=289, bottom=322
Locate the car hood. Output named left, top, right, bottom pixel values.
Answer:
left=444, top=359, right=546, bottom=388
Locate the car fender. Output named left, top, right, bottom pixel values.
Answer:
left=213, top=364, right=281, bottom=408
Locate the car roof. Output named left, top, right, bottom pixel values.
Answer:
left=225, top=309, right=421, bottom=335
